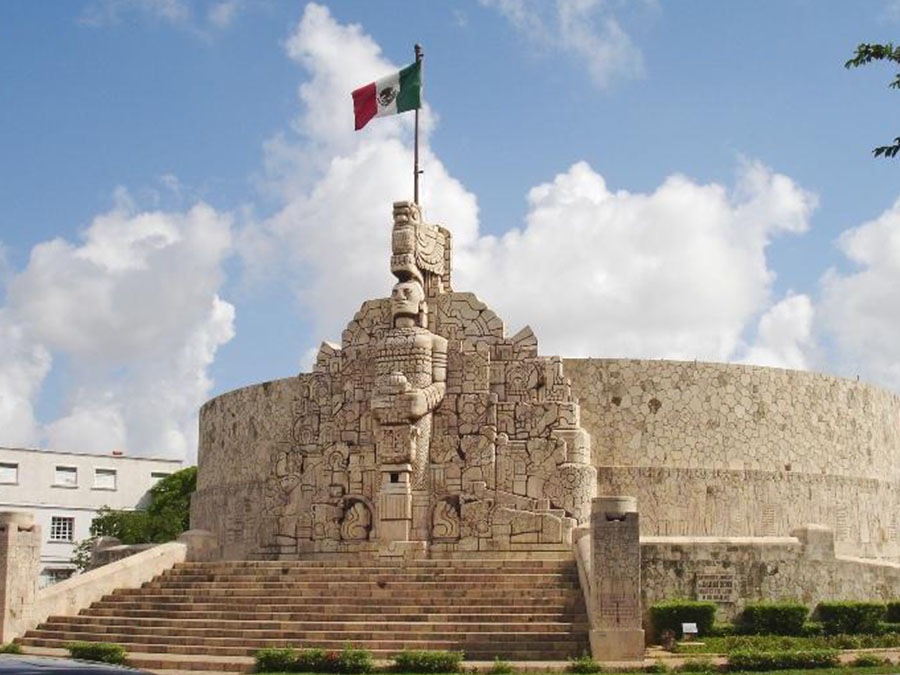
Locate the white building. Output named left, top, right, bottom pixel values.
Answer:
left=0, top=446, right=183, bottom=586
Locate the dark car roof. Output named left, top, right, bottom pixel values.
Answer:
left=0, top=655, right=153, bottom=674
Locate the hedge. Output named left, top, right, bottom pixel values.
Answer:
left=650, top=601, right=717, bottom=640
left=66, top=641, right=127, bottom=665
left=254, top=646, right=374, bottom=673
left=255, top=648, right=296, bottom=673
left=816, top=601, right=886, bottom=635
left=392, top=650, right=463, bottom=673
left=739, top=602, right=808, bottom=636
left=727, top=649, right=839, bottom=671
left=887, top=601, right=900, bottom=623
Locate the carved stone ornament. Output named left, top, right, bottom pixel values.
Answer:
left=259, top=200, right=596, bottom=555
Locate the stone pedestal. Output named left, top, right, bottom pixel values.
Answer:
left=0, top=511, right=41, bottom=642
left=589, top=496, right=645, bottom=661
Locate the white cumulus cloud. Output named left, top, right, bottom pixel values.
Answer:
left=820, top=197, right=900, bottom=390
left=454, top=159, right=818, bottom=362
left=479, top=0, right=646, bottom=88
left=1, top=196, right=235, bottom=459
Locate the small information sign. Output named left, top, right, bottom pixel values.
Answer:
left=682, top=622, right=698, bottom=640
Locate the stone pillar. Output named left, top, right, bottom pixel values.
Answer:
left=589, top=496, right=645, bottom=661
left=0, top=511, right=42, bottom=642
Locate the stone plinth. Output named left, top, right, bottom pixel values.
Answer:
left=0, top=511, right=41, bottom=642
left=589, top=496, right=644, bottom=661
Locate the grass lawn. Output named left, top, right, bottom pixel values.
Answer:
left=675, top=635, right=900, bottom=654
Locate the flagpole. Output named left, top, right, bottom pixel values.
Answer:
left=414, top=43, right=423, bottom=205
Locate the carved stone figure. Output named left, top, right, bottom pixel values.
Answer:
left=261, top=200, right=596, bottom=556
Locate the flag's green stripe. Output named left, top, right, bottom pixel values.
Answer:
left=397, top=60, right=421, bottom=112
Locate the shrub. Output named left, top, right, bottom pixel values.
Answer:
left=644, top=662, right=670, bottom=673
left=816, top=601, right=886, bottom=635
left=66, top=641, right=127, bottom=665
left=255, top=647, right=297, bottom=673
left=726, top=649, right=839, bottom=671
left=392, top=650, right=464, bottom=674
left=800, top=622, right=824, bottom=637
left=489, top=657, right=516, bottom=675
left=708, top=623, right=736, bottom=638
left=887, top=601, right=900, bottom=623
left=878, top=621, right=900, bottom=635
left=650, top=601, right=717, bottom=641
left=850, top=654, right=888, bottom=667
left=0, top=643, right=22, bottom=654
left=675, top=657, right=716, bottom=673
left=739, top=603, right=808, bottom=636
left=336, top=646, right=375, bottom=674
left=567, top=654, right=602, bottom=674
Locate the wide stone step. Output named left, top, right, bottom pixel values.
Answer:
left=111, top=587, right=580, bottom=600
left=173, top=559, right=574, bottom=570
left=147, top=576, right=579, bottom=588
left=36, top=618, right=581, bottom=638
left=81, top=606, right=578, bottom=621
left=77, top=609, right=578, bottom=622
left=19, top=634, right=585, bottom=658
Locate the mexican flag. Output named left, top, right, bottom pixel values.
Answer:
left=352, top=60, right=422, bottom=131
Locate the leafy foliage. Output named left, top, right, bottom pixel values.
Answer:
left=253, top=646, right=374, bottom=674
left=885, top=601, right=900, bottom=623
left=567, top=654, right=602, bottom=674
left=70, top=467, right=197, bottom=571
left=488, top=657, right=516, bottom=675
left=675, top=657, right=717, bottom=673
left=726, top=649, right=839, bottom=671
left=66, top=641, right=127, bottom=665
left=816, top=601, right=886, bottom=635
left=0, top=643, right=22, bottom=654
left=845, top=42, right=900, bottom=158
left=739, top=603, right=808, bottom=636
left=392, top=650, right=463, bottom=674
left=850, top=655, right=890, bottom=667
left=255, top=647, right=298, bottom=673
left=650, top=600, right=718, bottom=641
left=674, top=632, right=900, bottom=654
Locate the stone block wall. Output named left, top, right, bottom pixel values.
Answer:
left=640, top=527, right=900, bottom=623
left=565, top=358, right=900, bottom=558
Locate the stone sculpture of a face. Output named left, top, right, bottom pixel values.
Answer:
left=390, top=279, right=425, bottom=323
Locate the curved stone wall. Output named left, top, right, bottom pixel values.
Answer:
left=194, top=359, right=900, bottom=559
left=563, top=359, right=900, bottom=558
left=192, top=377, right=300, bottom=559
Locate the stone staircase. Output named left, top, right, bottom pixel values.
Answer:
left=18, top=557, right=590, bottom=672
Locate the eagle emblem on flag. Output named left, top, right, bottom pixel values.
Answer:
left=378, top=86, right=398, bottom=107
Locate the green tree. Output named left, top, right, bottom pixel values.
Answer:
left=846, top=42, right=900, bottom=158
left=71, top=466, right=197, bottom=571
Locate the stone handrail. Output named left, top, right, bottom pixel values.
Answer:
left=27, top=541, right=187, bottom=635
left=572, top=526, right=597, bottom=629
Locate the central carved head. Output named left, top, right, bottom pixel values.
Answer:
left=391, top=279, right=425, bottom=325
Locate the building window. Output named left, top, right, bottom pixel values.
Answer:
left=151, top=471, right=170, bottom=483
left=54, top=465, right=78, bottom=487
left=49, top=516, right=75, bottom=542
left=94, top=468, right=117, bottom=490
left=41, top=568, right=75, bottom=587
left=0, top=462, right=17, bottom=484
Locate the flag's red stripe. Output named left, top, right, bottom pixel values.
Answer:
left=352, top=82, right=377, bottom=131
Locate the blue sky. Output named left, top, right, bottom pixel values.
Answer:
left=2, top=1, right=900, bottom=460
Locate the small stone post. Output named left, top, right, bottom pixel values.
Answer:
left=590, top=496, right=645, bottom=661
left=0, top=511, right=42, bottom=642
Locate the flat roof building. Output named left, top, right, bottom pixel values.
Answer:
left=0, top=446, right=182, bottom=586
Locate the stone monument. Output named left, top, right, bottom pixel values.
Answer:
left=221, top=201, right=598, bottom=557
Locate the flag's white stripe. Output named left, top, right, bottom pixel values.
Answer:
left=374, top=71, right=400, bottom=118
